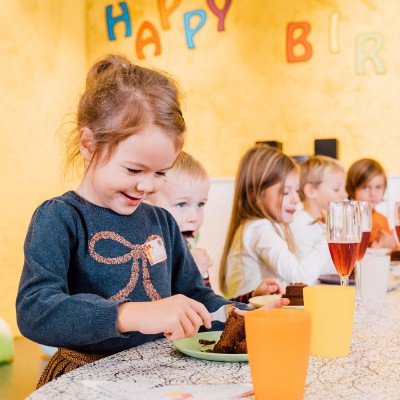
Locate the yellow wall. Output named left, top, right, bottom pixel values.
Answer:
left=0, top=0, right=86, bottom=335
left=2, top=0, right=400, bottom=336
left=87, top=0, right=400, bottom=176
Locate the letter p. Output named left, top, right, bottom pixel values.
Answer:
left=184, top=10, right=207, bottom=49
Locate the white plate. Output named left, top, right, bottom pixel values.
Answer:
left=248, top=294, right=282, bottom=308
left=173, top=331, right=248, bottom=362
left=283, top=305, right=304, bottom=310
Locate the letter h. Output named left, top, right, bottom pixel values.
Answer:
left=106, top=2, right=132, bottom=41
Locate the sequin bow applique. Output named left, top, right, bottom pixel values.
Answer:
left=89, top=231, right=162, bottom=301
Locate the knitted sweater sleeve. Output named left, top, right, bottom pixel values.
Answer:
left=16, top=200, right=127, bottom=347
left=166, top=217, right=236, bottom=312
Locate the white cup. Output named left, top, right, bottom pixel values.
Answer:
left=360, top=254, right=390, bottom=306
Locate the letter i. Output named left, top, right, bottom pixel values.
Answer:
left=329, top=11, right=340, bottom=53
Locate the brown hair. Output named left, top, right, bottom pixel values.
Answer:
left=219, top=144, right=298, bottom=296
left=346, top=158, right=387, bottom=200
left=299, top=155, right=345, bottom=201
left=65, top=54, right=186, bottom=175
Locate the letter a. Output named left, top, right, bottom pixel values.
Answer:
left=287, top=23, right=313, bottom=63
left=136, top=21, right=162, bottom=60
left=106, top=2, right=132, bottom=41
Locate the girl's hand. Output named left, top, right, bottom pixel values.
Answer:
left=190, top=248, right=213, bottom=275
left=252, top=278, right=282, bottom=297
left=117, top=295, right=211, bottom=341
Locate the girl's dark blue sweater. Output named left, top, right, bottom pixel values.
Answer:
left=17, top=191, right=234, bottom=355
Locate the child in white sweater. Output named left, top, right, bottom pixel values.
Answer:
left=219, top=145, right=334, bottom=299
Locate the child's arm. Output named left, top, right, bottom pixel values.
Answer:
left=371, top=230, right=397, bottom=249
left=252, top=278, right=282, bottom=297
left=251, top=220, right=330, bottom=285
left=117, top=295, right=211, bottom=341
left=17, top=204, right=124, bottom=347
left=190, top=247, right=213, bottom=275
left=168, top=217, right=243, bottom=313
left=370, top=211, right=396, bottom=249
left=229, top=278, right=282, bottom=304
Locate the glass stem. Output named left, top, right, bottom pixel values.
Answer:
left=355, top=261, right=362, bottom=306
left=340, top=275, right=349, bottom=286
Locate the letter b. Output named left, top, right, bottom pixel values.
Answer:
left=287, top=23, right=313, bottom=63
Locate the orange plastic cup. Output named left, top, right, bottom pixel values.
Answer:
left=245, top=308, right=311, bottom=400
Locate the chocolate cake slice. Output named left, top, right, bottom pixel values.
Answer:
left=213, top=310, right=247, bottom=354
left=282, top=282, right=307, bottom=306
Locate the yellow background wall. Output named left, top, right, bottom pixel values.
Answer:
left=0, top=0, right=86, bottom=335
left=88, top=0, right=400, bottom=176
left=1, top=0, right=400, bottom=336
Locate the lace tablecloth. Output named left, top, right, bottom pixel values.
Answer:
left=27, top=284, right=400, bottom=400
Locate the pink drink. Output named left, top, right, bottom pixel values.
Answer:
left=357, top=231, right=371, bottom=261
left=328, top=242, right=360, bottom=277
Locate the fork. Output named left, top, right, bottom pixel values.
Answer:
left=210, top=304, right=236, bottom=323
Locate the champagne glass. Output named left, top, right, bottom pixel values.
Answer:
left=354, top=201, right=372, bottom=306
left=395, top=202, right=400, bottom=245
left=326, top=200, right=361, bottom=286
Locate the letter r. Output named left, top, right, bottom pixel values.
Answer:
left=356, top=33, right=385, bottom=75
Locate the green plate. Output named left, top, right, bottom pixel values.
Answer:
left=172, top=331, right=248, bottom=362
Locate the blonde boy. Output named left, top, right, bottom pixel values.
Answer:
left=291, top=155, right=347, bottom=275
left=147, top=151, right=213, bottom=280
left=148, top=151, right=282, bottom=301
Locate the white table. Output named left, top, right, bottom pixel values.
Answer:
left=27, top=279, right=400, bottom=400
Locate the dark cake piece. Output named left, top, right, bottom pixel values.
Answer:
left=390, top=250, right=400, bottom=262
left=282, top=282, right=307, bottom=306
left=233, top=339, right=247, bottom=354
left=199, top=339, right=216, bottom=345
left=213, top=310, right=247, bottom=354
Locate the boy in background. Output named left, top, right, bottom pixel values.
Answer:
left=148, top=151, right=281, bottom=301
left=291, top=155, right=347, bottom=275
